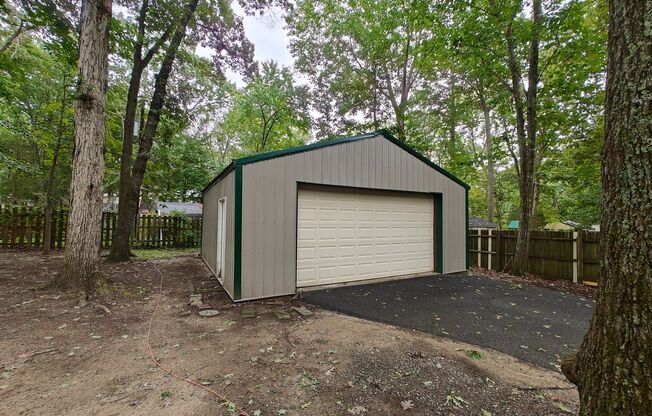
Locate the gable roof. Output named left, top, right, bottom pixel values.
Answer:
left=507, top=220, right=520, bottom=229
left=202, top=129, right=469, bottom=194
left=156, top=201, right=203, bottom=216
left=469, top=216, right=497, bottom=229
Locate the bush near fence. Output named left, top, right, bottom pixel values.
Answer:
left=0, top=206, right=202, bottom=249
left=470, top=228, right=600, bottom=283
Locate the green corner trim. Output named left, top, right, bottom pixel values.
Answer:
left=435, top=193, right=443, bottom=273
left=234, top=165, right=242, bottom=300
left=465, top=188, right=470, bottom=270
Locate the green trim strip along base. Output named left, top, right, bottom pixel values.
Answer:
left=435, top=193, right=443, bottom=273
left=234, top=165, right=242, bottom=299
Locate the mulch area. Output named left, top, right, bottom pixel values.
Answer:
left=470, top=267, right=597, bottom=299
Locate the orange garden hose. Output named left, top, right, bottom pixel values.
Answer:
left=147, top=264, right=251, bottom=416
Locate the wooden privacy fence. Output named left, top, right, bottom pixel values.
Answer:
left=470, top=229, right=600, bottom=283
left=0, top=206, right=202, bottom=249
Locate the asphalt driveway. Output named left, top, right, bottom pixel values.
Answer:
left=303, top=273, right=595, bottom=370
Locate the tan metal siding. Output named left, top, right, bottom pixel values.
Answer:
left=201, top=170, right=235, bottom=298
left=240, top=135, right=467, bottom=300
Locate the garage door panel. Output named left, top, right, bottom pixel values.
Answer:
left=297, top=188, right=433, bottom=287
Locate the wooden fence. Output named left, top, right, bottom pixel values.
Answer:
left=0, top=206, right=202, bottom=249
left=470, top=229, right=600, bottom=283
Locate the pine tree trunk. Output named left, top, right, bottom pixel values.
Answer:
left=561, top=1, right=652, bottom=414
left=54, top=0, right=111, bottom=293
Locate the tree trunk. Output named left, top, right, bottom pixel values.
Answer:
left=561, top=1, right=652, bottom=414
left=109, top=0, right=199, bottom=261
left=54, top=0, right=111, bottom=294
left=507, top=0, right=541, bottom=276
left=395, top=110, right=406, bottom=141
left=43, top=73, right=70, bottom=254
left=109, top=0, right=173, bottom=261
left=109, top=63, right=146, bottom=260
left=0, top=19, right=29, bottom=54
left=478, top=86, right=495, bottom=222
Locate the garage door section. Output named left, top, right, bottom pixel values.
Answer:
left=297, top=187, right=433, bottom=287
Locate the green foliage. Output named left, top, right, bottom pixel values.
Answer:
left=221, top=61, right=310, bottom=156
left=0, top=34, right=75, bottom=205
left=132, top=248, right=198, bottom=260
left=0, top=0, right=607, bottom=229
left=465, top=350, right=483, bottom=360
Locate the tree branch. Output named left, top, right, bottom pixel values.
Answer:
left=0, top=19, right=30, bottom=54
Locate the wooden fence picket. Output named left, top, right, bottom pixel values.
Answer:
left=0, top=206, right=202, bottom=250
left=470, top=228, right=600, bottom=283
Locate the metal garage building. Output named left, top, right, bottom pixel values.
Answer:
left=201, top=130, right=469, bottom=301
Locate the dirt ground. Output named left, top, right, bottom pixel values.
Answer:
left=0, top=251, right=579, bottom=415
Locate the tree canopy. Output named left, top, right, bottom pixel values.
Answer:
left=0, top=0, right=607, bottom=229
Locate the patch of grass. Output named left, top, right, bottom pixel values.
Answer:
left=465, top=350, right=483, bottom=360
left=221, top=400, right=237, bottom=414
left=131, top=248, right=198, bottom=260
left=298, top=370, right=320, bottom=388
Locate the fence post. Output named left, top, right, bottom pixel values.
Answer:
left=576, top=231, right=584, bottom=283
left=572, top=231, right=578, bottom=283
left=496, top=230, right=503, bottom=271
left=476, top=230, right=481, bottom=268
left=487, top=229, right=492, bottom=270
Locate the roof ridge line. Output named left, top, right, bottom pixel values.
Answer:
left=202, top=130, right=469, bottom=194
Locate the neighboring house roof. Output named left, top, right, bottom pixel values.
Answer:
left=543, top=221, right=573, bottom=230
left=563, top=220, right=581, bottom=228
left=507, top=220, right=520, bottom=229
left=202, top=129, right=470, bottom=194
left=102, top=202, right=117, bottom=213
left=469, top=216, right=497, bottom=229
left=156, top=201, right=203, bottom=216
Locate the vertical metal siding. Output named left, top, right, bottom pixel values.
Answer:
left=239, top=135, right=467, bottom=300
left=201, top=170, right=235, bottom=298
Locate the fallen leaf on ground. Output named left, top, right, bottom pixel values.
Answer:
left=347, top=405, right=367, bottom=414
left=556, top=403, right=574, bottom=414
left=400, top=399, right=414, bottom=410
left=445, top=393, right=468, bottom=409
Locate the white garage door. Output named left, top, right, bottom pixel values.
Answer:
left=297, top=187, right=433, bottom=287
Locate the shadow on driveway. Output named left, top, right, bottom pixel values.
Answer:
left=303, top=273, right=595, bottom=370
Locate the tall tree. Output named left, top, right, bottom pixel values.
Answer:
left=561, top=1, right=652, bottom=414
left=109, top=0, right=256, bottom=260
left=227, top=61, right=309, bottom=154
left=505, top=0, right=541, bottom=275
left=287, top=0, right=443, bottom=141
left=109, top=0, right=200, bottom=260
left=54, top=0, right=111, bottom=293
left=476, top=81, right=495, bottom=222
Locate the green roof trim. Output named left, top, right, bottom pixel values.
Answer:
left=202, top=129, right=470, bottom=194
